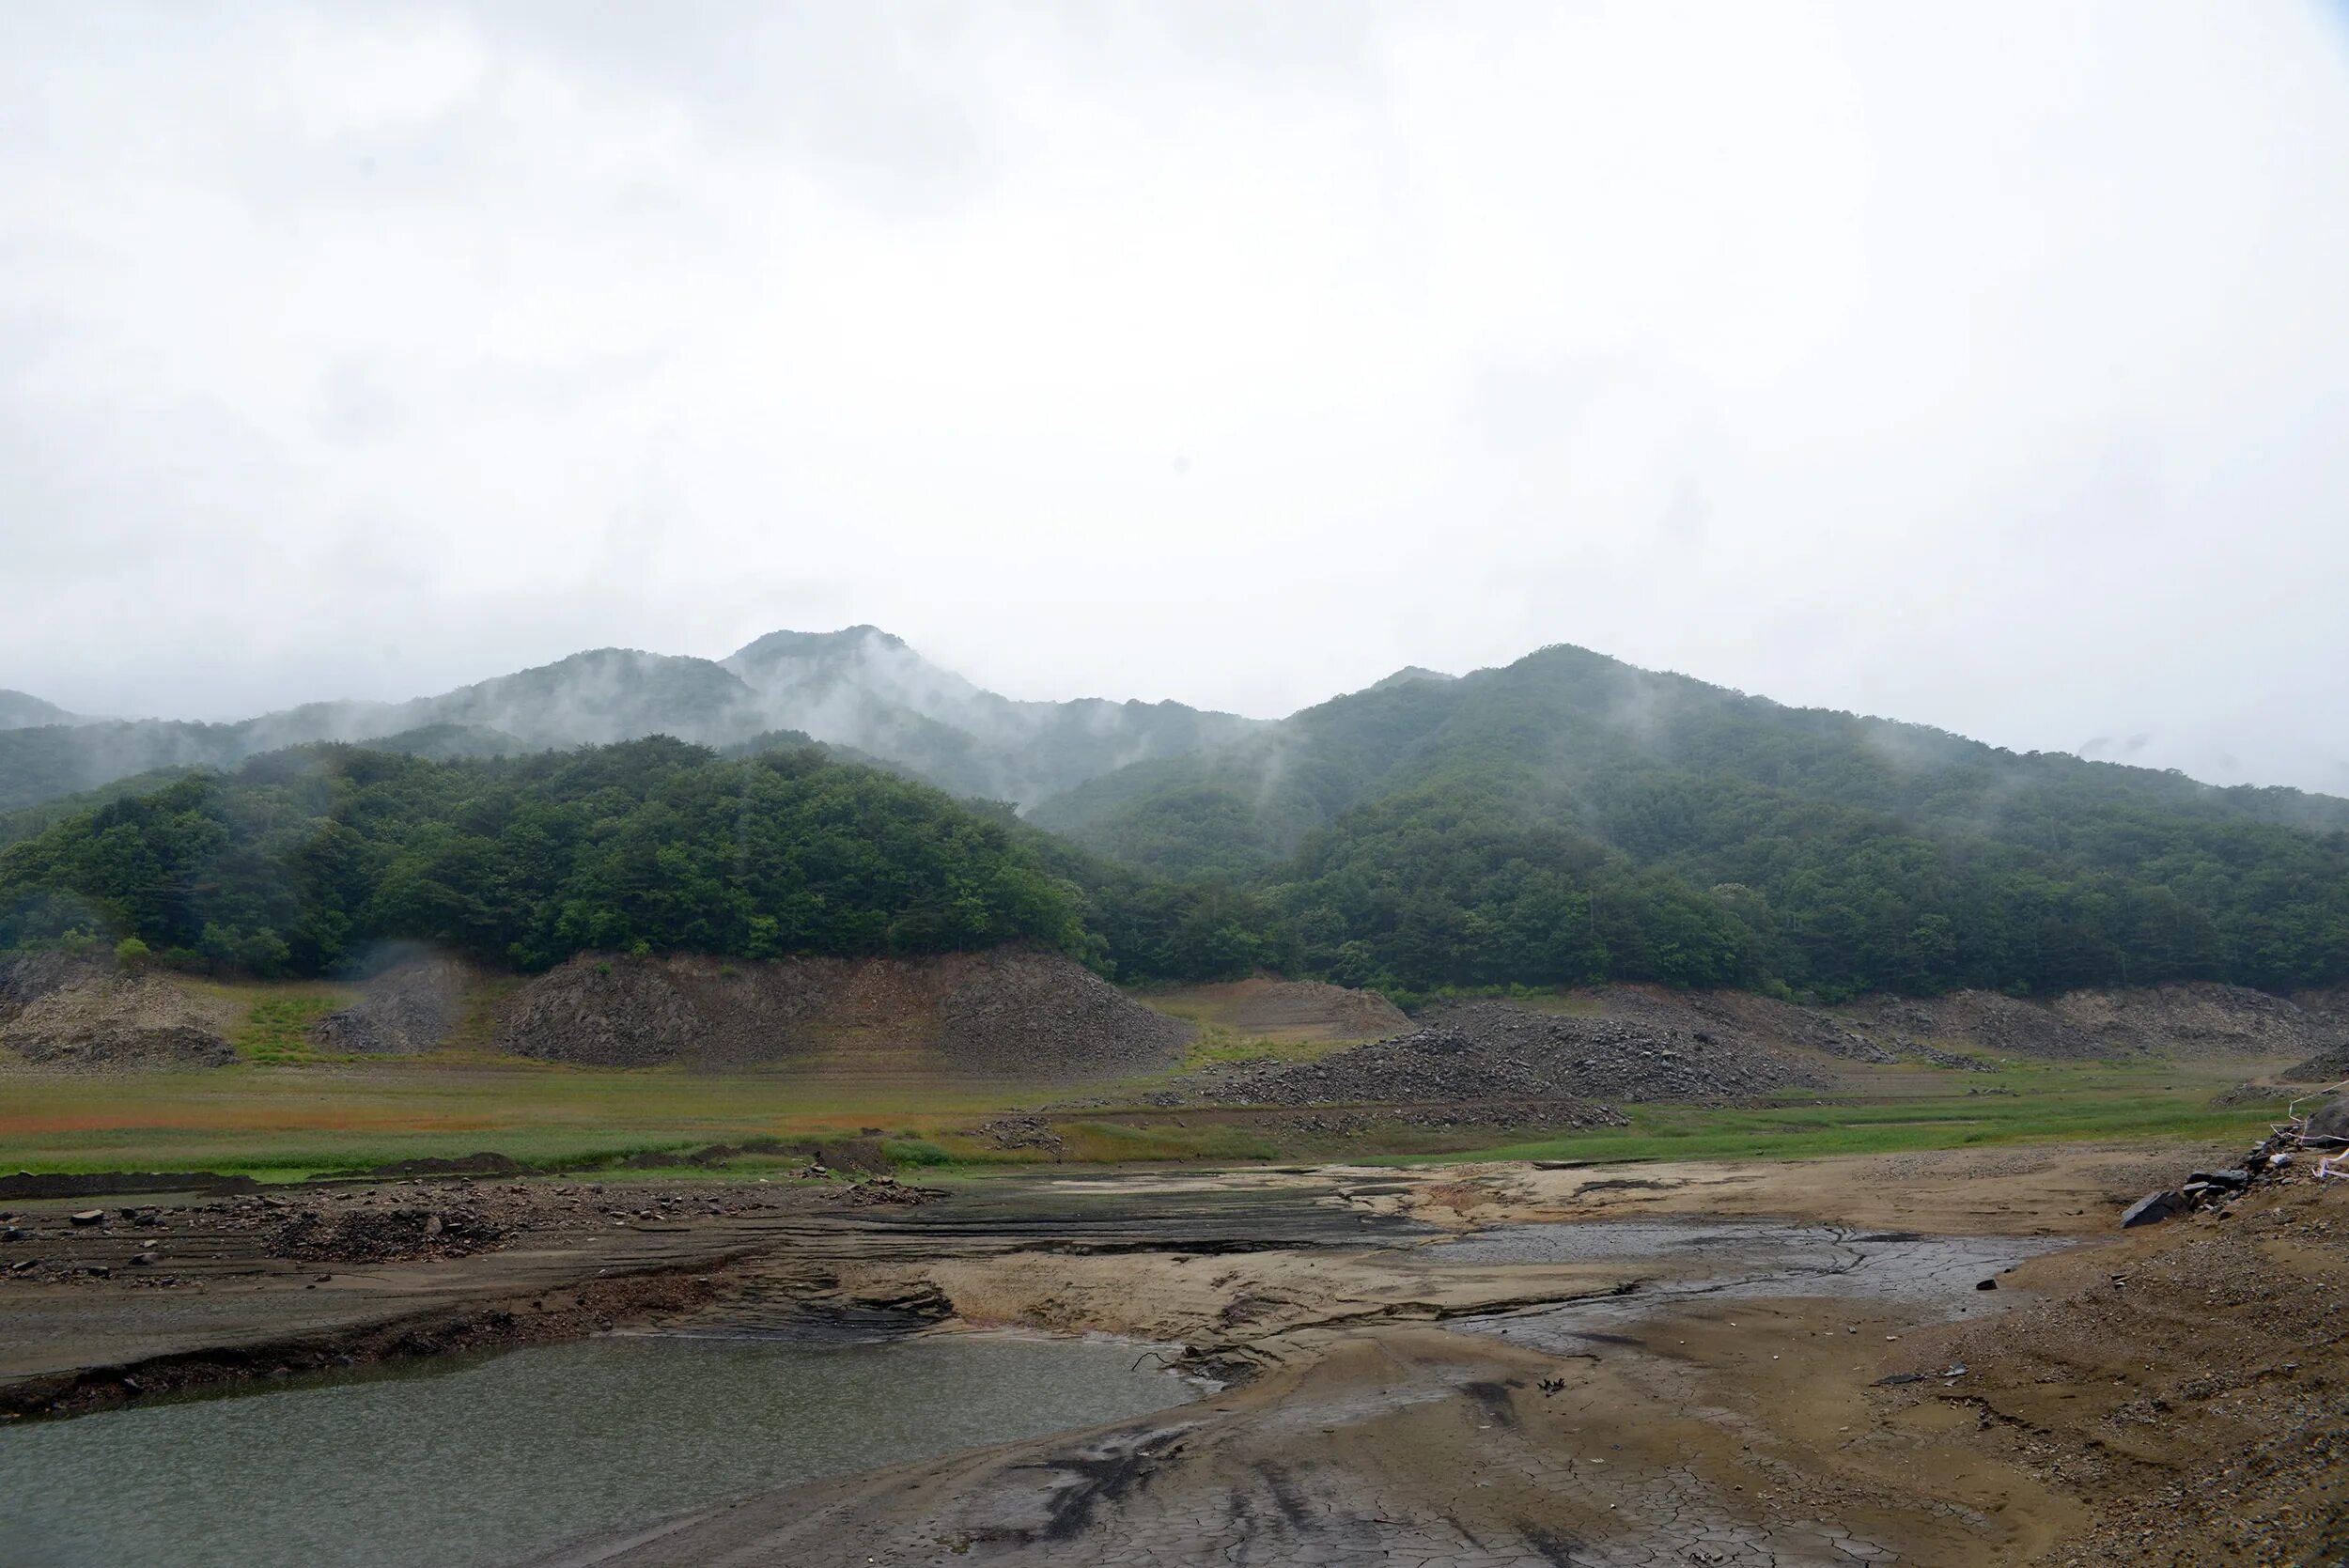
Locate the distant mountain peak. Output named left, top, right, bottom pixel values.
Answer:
left=0, top=690, right=81, bottom=730
left=1364, top=666, right=1457, bottom=692
left=725, top=626, right=908, bottom=666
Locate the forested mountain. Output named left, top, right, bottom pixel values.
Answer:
left=4, top=638, right=2343, bottom=1002
left=0, top=738, right=1090, bottom=976
left=0, top=691, right=79, bottom=730
left=1029, top=644, right=2349, bottom=998
left=0, top=629, right=1259, bottom=814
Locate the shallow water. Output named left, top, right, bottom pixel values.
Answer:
left=0, top=1331, right=1194, bottom=1568
left=1439, top=1218, right=2069, bottom=1350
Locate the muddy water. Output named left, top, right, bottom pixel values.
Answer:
left=1438, top=1218, right=2071, bottom=1349
left=0, top=1331, right=1195, bottom=1568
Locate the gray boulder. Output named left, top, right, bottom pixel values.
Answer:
left=2303, top=1094, right=2349, bottom=1146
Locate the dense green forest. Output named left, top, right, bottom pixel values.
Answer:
left=4, top=641, right=2345, bottom=1001
left=1029, top=646, right=2349, bottom=999
left=0, top=739, right=1092, bottom=976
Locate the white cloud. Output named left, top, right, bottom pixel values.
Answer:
left=2, top=0, right=2346, bottom=795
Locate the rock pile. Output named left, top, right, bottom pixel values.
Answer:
left=978, top=1116, right=1066, bottom=1153
left=1194, top=1001, right=1828, bottom=1108
left=2117, top=1091, right=2349, bottom=1229
left=498, top=948, right=1191, bottom=1078
left=2055, top=982, right=2349, bottom=1060
left=0, top=955, right=233, bottom=1071
left=934, top=952, right=1193, bottom=1077
left=268, top=1206, right=506, bottom=1264
left=1579, top=986, right=1903, bottom=1064
left=1840, top=989, right=2101, bottom=1061
left=309, top=956, right=469, bottom=1055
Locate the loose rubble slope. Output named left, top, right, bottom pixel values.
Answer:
left=500, top=948, right=1191, bottom=1079
left=2282, top=986, right=2349, bottom=1081
left=0, top=955, right=233, bottom=1071
left=1559, top=979, right=2348, bottom=1067
left=309, top=955, right=472, bottom=1055
left=1194, top=999, right=1830, bottom=1108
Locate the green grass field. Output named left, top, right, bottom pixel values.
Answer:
left=1402, top=1063, right=2283, bottom=1166
left=0, top=1050, right=2292, bottom=1182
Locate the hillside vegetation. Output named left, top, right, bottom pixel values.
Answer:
left=3, top=638, right=2345, bottom=1004
left=0, top=738, right=1090, bottom=976
left=1031, top=644, right=2349, bottom=999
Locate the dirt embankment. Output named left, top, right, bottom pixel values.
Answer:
left=1194, top=999, right=1829, bottom=1108
left=309, top=956, right=471, bottom=1055
left=0, top=954, right=232, bottom=1071
left=2281, top=986, right=2349, bottom=1081
left=0, top=1173, right=941, bottom=1417
left=1532, top=979, right=2349, bottom=1069
left=499, top=948, right=1193, bottom=1078
left=2049, top=981, right=2342, bottom=1059
left=1914, top=1169, right=2348, bottom=1566
left=1843, top=981, right=2349, bottom=1064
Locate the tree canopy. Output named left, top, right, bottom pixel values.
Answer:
left=1032, top=645, right=2349, bottom=999
left=0, top=737, right=1092, bottom=976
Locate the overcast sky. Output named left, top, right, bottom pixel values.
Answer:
left=5, top=2, right=2347, bottom=794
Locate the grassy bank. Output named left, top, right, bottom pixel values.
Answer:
left=1401, top=1059, right=2283, bottom=1166
left=0, top=1063, right=1027, bottom=1179
left=0, top=1053, right=2290, bottom=1182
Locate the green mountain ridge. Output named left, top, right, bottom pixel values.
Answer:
left=4, top=638, right=2343, bottom=1002
left=1028, top=644, right=2349, bottom=996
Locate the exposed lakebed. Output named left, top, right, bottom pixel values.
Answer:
left=0, top=1330, right=1197, bottom=1568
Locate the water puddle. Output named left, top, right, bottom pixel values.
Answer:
left=0, top=1331, right=1196, bottom=1568
left=1437, top=1219, right=2070, bottom=1350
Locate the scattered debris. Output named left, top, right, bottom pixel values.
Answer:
left=2119, top=1082, right=2349, bottom=1226
left=268, top=1208, right=506, bottom=1265
left=1185, top=1001, right=1824, bottom=1111
left=977, top=1116, right=1066, bottom=1155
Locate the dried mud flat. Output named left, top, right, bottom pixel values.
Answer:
left=8, top=1141, right=2341, bottom=1568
